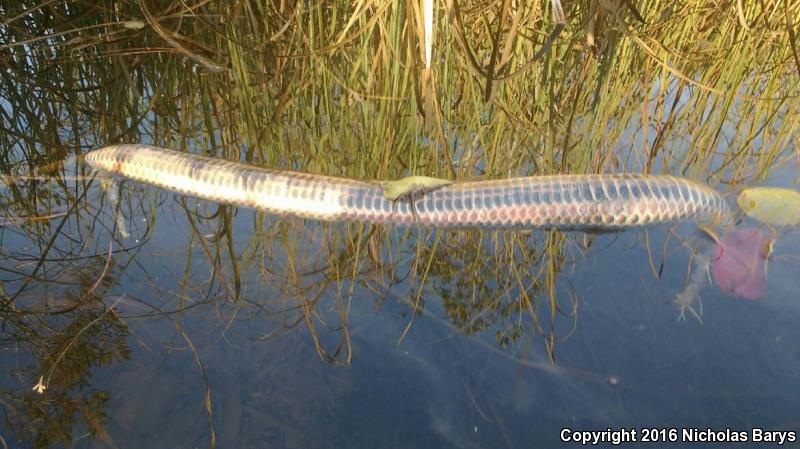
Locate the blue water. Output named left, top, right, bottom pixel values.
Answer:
left=1, top=158, right=798, bottom=448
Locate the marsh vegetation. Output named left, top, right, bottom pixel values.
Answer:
left=0, top=1, right=798, bottom=447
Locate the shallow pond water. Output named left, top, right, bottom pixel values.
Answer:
left=2, top=1, right=800, bottom=447
left=2, top=160, right=799, bottom=448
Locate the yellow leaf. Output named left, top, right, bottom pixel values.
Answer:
left=122, top=20, right=145, bottom=30
left=737, top=187, right=800, bottom=226
left=380, top=176, right=452, bottom=201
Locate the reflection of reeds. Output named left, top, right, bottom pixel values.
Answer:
left=1, top=1, right=799, bottom=443
left=0, top=233, right=131, bottom=448
left=2, top=0, right=798, bottom=330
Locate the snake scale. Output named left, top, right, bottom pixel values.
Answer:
left=85, top=144, right=730, bottom=229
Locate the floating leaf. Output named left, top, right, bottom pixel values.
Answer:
left=122, top=20, right=145, bottom=30
left=710, top=228, right=773, bottom=300
left=380, top=176, right=453, bottom=201
left=737, top=187, right=800, bottom=226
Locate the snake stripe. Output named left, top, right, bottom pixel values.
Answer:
left=85, top=144, right=730, bottom=229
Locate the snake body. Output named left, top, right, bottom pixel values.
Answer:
left=86, top=144, right=730, bottom=229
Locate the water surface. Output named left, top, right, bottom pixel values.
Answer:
left=1, top=2, right=799, bottom=447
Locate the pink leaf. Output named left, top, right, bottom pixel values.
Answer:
left=710, top=228, right=772, bottom=300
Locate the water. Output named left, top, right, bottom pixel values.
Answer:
left=2, top=171, right=798, bottom=447
left=2, top=2, right=800, bottom=446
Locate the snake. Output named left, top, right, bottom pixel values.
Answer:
left=85, top=144, right=731, bottom=229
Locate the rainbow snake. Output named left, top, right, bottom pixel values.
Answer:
left=86, top=144, right=731, bottom=229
